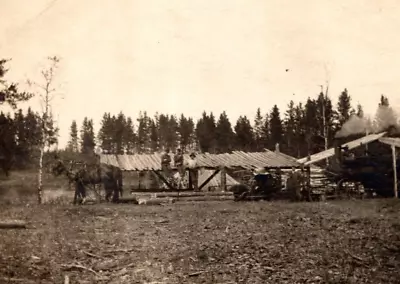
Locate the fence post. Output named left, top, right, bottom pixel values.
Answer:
left=220, top=166, right=227, bottom=192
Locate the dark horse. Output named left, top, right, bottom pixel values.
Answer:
left=51, top=158, right=123, bottom=204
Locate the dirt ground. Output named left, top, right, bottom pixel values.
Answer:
left=0, top=198, right=400, bottom=284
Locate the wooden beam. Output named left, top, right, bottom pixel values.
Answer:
left=380, top=137, right=400, bottom=148
left=151, top=170, right=176, bottom=191
left=392, top=145, right=398, bottom=198
left=305, top=166, right=311, bottom=201
left=198, top=169, right=220, bottom=191
left=188, top=169, right=193, bottom=190
left=220, top=167, right=227, bottom=192
left=0, top=221, right=26, bottom=229
left=264, top=166, right=305, bottom=170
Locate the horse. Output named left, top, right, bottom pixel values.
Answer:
left=50, top=158, right=123, bottom=204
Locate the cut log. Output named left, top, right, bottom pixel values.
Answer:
left=153, top=191, right=233, bottom=198
left=118, top=197, right=139, bottom=204
left=177, top=196, right=234, bottom=202
left=137, top=197, right=176, bottom=205
left=0, top=221, right=26, bottom=229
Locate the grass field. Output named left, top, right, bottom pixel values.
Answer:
left=1, top=171, right=400, bottom=283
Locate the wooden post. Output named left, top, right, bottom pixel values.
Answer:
left=220, top=167, right=227, bottom=192
left=306, top=166, right=311, bottom=201
left=392, top=145, right=398, bottom=198
left=188, top=169, right=193, bottom=191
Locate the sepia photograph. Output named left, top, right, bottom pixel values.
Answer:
left=0, top=0, right=399, bottom=283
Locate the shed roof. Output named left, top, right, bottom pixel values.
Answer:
left=297, top=132, right=387, bottom=165
left=99, top=149, right=300, bottom=171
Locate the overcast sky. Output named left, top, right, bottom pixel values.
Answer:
left=1, top=0, right=400, bottom=148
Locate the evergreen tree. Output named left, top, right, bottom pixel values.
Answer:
left=14, top=109, right=29, bottom=165
left=207, top=112, right=217, bottom=153
left=41, top=111, right=59, bottom=149
left=0, top=59, right=33, bottom=109
left=283, top=101, right=296, bottom=155
left=165, top=115, right=179, bottom=151
left=24, top=107, right=41, bottom=151
left=196, top=112, right=216, bottom=153
left=80, top=117, right=96, bottom=154
left=293, top=103, right=305, bottom=157
left=215, top=111, right=235, bottom=153
left=261, top=113, right=270, bottom=150
left=269, top=105, right=283, bottom=151
left=253, top=108, right=265, bottom=151
left=114, top=111, right=126, bottom=154
left=136, top=111, right=151, bottom=153
left=356, top=103, right=364, bottom=118
left=178, top=114, right=195, bottom=152
left=187, top=117, right=197, bottom=152
left=158, top=114, right=170, bottom=150
left=0, top=112, right=16, bottom=175
left=149, top=119, right=159, bottom=152
left=124, top=117, right=136, bottom=154
left=337, top=88, right=352, bottom=126
left=98, top=113, right=113, bottom=153
left=234, top=116, right=254, bottom=151
left=67, top=120, right=79, bottom=152
left=304, top=98, right=319, bottom=154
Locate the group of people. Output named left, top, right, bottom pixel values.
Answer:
left=160, top=148, right=199, bottom=191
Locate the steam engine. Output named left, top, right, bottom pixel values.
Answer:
left=326, top=126, right=400, bottom=198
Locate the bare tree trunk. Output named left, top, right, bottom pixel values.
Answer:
left=28, top=56, right=61, bottom=205
left=38, top=99, right=48, bottom=205
left=320, top=83, right=330, bottom=166
left=38, top=146, right=44, bottom=204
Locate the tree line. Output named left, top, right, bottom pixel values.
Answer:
left=70, top=90, right=398, bottom=158
left=1, top=53, right=398, bottom=175
left=0, top=57, right=59, bottom=176
left=0, top=107, right=59, bottom=169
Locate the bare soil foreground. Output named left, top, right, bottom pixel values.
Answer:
left=1, top=199, right=400, bottom=284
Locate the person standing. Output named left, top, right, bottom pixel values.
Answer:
left=161, top=148, right=172, bottom=174
left=174, top=148, right=184, bottom=176
left=160, top=149, right=172, bottom=190
left=74, top=163, right=87, bottom=205
left=186, top=152, right=199, bottom=191
left=173, top=148, right=185, bottom=189
left=286, top=167, right=302, bottom=201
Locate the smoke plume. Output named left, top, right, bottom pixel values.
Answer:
left=335, top=115, right=370, bottom=138
left=374, top=104, right=398, bottom=132
left=335, top=105, right=398, bottom=138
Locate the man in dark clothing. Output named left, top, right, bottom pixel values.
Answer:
left=73, top=165, right=87, bottom=205
left=174, top=148, right=184, bottom=176
left=161, top=148, right=172, bottom=181
left=161, top=148, right=171, bottom=170
left=286, top=167, right=302, bottom=202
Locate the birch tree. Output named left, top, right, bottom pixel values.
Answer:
left=27, top=56, right=61, bottom=204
